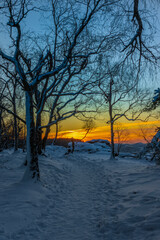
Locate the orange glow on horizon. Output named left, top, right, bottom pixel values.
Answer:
left=48, top=120, right=160, bottom=144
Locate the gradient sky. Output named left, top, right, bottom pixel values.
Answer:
left=48, top=120, right=160, bottom=144
left=1, top=1, right=160, bottom=144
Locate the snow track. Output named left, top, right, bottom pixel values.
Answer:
left=0, top=147, right=160, bottom=240
left=47, top=155, right=111, bottom=240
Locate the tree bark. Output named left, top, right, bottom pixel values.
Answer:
left=36, top=113, right=42, bottom=155
left=23, top=91, right=40, bottom=180
left=109, top=78, right=115, bottom=160
left=42, top=101, right=57, bottom=150
left=42, top=128, right=50, bottom=151
left=13, top=86, right=18, bottom=151
left=53, top=121, right=58, bottom=145
left=110, top=119, right=115, bottom=159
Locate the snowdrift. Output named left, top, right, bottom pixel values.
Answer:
left=0, top=144, right=160, bottom=240
left=68, top=139, right=111, bottom=153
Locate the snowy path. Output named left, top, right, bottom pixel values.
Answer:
left=1, top=148, right=160, bottom=240
left=46, top=155, right=112, bottom=240
left=36, top=152, right=160, bottom=240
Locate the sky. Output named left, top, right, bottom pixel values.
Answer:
left=0, top=1, right=160, bottom=144
left=48, top=119, right=160, bottom=144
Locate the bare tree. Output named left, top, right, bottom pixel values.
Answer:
left=0, top=0, right=118, bottom=180
left=137, top=124, right=157, bottom=144
left=122, top=0, right=159, bottom=67
left=98, top=62, right=150, bottom=159
left=0, top=0, right=158, bottom=179
left=114, top=122, right=130, bottom=155
left=0, top=63, right=25, bottom=151
left=81, top=118, right=96, bottom=141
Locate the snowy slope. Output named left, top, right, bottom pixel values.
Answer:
left=0, top=144, right=160, bottom=240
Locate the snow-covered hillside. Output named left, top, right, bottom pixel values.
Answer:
left=0, top=143, right=160, bottom=240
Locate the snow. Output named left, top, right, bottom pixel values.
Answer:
left=0, top=143, right=160, bottom=240
left=68, top=140, right=111, bottom=153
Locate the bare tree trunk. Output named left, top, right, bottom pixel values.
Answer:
left=117, top=130, right=121, bottom=155
left=109, top=78, right=115, bottom=160
left=36, top=113, right=42, bottom=155
left=35, top=88, right=43, bottom=155
left=53, top=121, right=58, bottom=145
left=13, top=89, right=18, bottom=151
left=23, top=123, right=26, bottom=152
left=14, top=114, right=18, bottom=151
left=42, top=108, right=54, bottom=150
left=23, top=91, right=40, bottom=180
left=42, top=128, right=49, bottom=151
left=110, top=119, right=115, bottom=159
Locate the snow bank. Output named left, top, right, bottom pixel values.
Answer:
left=68, top=140, right=111, bottom=153
left=0, top=146, right=160, bottom=240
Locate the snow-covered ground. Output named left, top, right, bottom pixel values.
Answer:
left=0, top=143, right=160, bottom=240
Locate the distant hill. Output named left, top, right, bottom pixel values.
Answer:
left=47, top=138, right=82, bottom=147
left=118, top=142, right=146, bottom=154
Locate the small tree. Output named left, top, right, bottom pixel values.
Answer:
left=114, top=122, right=130, bottom=155
left=81, top=118, right=96, bottom=141
left=0, top=63, right=24, bottom=151
left=137, top=124, right=157, bottom=144
left=98, top=62, right=150, bottom=159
